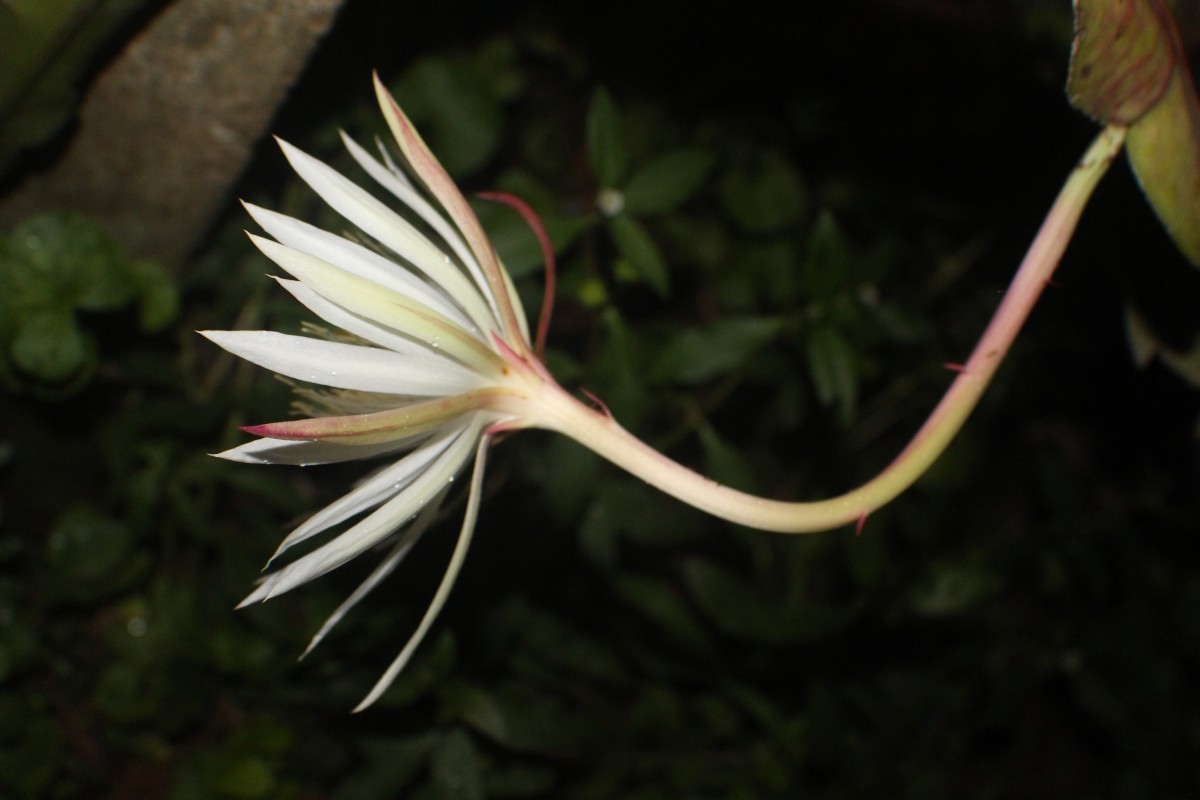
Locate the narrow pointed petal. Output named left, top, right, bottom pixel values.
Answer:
left=497, top=255, right=532, bottom=344
left=374, top=135, right=415, bottom=188
left=276, top=138, right=500, bottom=335
left=300, top=491, right=446, bottom=658
left=353, top=432, right=491, bottom=712
left=373, top=74, right=529, bottom=351
left=254, top=417, right=482, bottom=600
left=274, top=277, right=477, bottom=367
left=271, top=430, right=457, bottom=558
left=240, top=391, right=503, bottom=446
left=200, top=330, right=484, bottom=396
left=244, top=203, right=476, bottom=333
left=247, top=235, right=501, bottom=375
left=340, top=132, right=499, bottom=322
left=213, top=435, right=424, bottom=466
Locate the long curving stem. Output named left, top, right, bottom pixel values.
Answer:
left=533, top=124, right=1128, bottom=533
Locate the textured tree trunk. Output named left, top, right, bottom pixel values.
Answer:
left=0, top=0, right=347, bottom=266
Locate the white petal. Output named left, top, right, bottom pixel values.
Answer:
left=497, top=255, right=532, bottom=344
left=246, top=235, right=500, bottom=375
left=275, top=278, right=480, bottom=374
left=270, top=428, right=457, bottom=558
left=354, top=430, right=492, bottom=712
left=277, top=139, right=500, bottom=335
left=244, top=203, right=476, bottom=333
left=214, top=436, right=421, bottom=466
left=299, top=490, right=446, bottom=658
left=374, top=136, right=413, bottom=187
left=200, top=330, right=483, bottom=395
left=341, top=132, right=501, bottom=325
left=251, top=416, right=482, bottom=601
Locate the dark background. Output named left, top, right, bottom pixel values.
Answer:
left=2, top=1, right=1199, bottom=798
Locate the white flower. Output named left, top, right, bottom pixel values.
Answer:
left=201, top=75, right=552, bottom=711
left=201, top=66, right=1111, bottom=712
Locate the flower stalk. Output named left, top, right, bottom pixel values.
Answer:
left=528, top=124, right=1127, bottom=532
left=204, top=75, right=1127, bottom=708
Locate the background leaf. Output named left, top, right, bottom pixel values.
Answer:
left=805, top=326, right=858, bottom=423
left=391, top=48, right=518, bottom=176
left=0, top=213, right=175, bottom=391
left=608, top=214, right=670, bottom=296
left=623, top=148, right=714, bottom=215
left=651, top=316, right=782, bottom=385
left=719, top=148, right=807, bottom=233
left=430, top=729, right=485, bottom=800
left=586, top=86, right=626, bottom=188
left=9, top=308, right=88, bottom=383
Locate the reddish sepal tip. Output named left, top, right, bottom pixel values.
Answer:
left=580, top=388, right=612, bottom=419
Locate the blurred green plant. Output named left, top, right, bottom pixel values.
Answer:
left=0, top=0, right=156, bottom=173
left=587, top=85, right=715, bottom=296
left=1, top=2, right=1198, bottom=799
left=0, top=212, right=176, bottom=395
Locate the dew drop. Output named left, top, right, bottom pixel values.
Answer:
left=126, top=617, right=148, bottom=637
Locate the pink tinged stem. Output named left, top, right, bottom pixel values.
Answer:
left=476, top=191, right=558, bottom=357
left=533, top=125, right=1128, bottom=533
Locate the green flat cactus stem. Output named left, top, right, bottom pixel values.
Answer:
left=533, top=124, right=1128, bottom=533
left=1067, top=0, right=1200, bottom=266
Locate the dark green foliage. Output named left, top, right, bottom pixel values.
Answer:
left=0, top=0, right=160, bottom=173
left=0, top=213, right=177, bottom=394
left=2, top=3, right=1199, bottom=799
left=586, top=87, right=626, bottom=189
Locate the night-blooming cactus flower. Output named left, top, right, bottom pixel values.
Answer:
left=204, top=74, right=1127, bottom=711
left=202, top=76, right=559, bottom=710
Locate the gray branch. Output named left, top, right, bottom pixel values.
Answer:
left=0, top=0, right=348, bottom=266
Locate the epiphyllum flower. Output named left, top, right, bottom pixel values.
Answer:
left=204, top=74, right=1127, bottom=711
left=202, top=76, right=553, bottom=710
